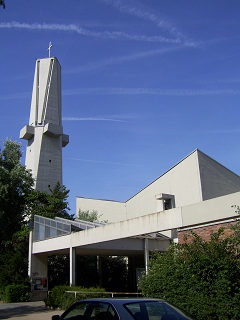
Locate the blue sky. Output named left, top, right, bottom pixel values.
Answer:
left=1, top=0, right=240, bottom=214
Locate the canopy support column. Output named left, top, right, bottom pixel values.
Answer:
left=144, top=238, right=149, bottom=274
left=70, top=246, right=76, bottom=286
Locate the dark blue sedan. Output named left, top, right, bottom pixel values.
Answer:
left=52, top=298, right=195, bottom=320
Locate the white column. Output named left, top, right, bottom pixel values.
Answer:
left=70, top=247, right=76, bottom=286
left=144, top=238, right=149, bottom=274
left=28, top=231, right=33, bottom=277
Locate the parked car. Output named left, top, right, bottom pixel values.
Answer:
left=52, top=298, right=196, bottom=320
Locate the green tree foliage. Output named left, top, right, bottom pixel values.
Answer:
left=77, top=210, right=127, bottom=291
left=0, top=0, right=5, bottom=9
left=140, top=227, right=240, bottom=320
left=0, top=139, right=73, bottom=291
left=26, top=182, right=74, bottom=289
left=78, top=209, right=104, bottom=222
left=101, top=256, right=128, bottom=292
left=48, top=254, right=70, bottom=289
left=0, top=140, right=34, bottom=244
left=0, top=139, right=34, bottom=289
left=27, top=182, right=74, bottom=220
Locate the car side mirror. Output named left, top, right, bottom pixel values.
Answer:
left=52, top=315, right=60, bottom=320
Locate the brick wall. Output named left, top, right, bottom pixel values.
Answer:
left=178, top=221, right=237, bottom=244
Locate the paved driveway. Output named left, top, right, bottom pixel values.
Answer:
left=0, top=301, right=62, bottom=320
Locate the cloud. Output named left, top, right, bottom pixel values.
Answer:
left=63, top=87, right=240, bottom=96
left=99, top=0, right=196, bottom=46
left=65, top=45, right=186, bottom=74
left=68, top=157, right=143, bottom=167
left=0, top=92, right=30, bottom=101
left=207, top=128, right=240, bottom=134
left=63, top=117, right=127, bottom=122
left=0, top=21, right=181, bottom=43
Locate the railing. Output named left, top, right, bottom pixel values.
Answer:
left=64, top=291, right=142, bottom=298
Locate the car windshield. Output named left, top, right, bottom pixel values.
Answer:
left=124, top=301, right=195, bottom=320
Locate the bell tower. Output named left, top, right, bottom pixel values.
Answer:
left=20, top=57, right=69, bottom=191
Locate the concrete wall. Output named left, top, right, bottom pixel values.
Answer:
left=76, top=150, right=240, bottom=224
left=77, top=151, right=203, bottom=222
left=20, top=57, right=68, bottom=192
left=34, top=191, right=240, bottom=255
left=125, top=151, right=202, bottom=220
left=198, top=151, right=240, bottom=201
left=76, top=197, right=127, bottom=222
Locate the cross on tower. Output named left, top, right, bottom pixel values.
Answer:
left=47, top=41, right=52, bottom=58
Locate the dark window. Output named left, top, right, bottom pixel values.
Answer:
left=164, top=199, right=173, bottom=210
left=61, top=301, right=118, bottom=320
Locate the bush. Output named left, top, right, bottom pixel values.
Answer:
left=45, top=285, right=107, bottom=309
left=140, top=228, right=240, bottom=320
left=4, top=284, right=30, bottom=302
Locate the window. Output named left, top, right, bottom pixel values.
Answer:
left=163, top=198, right=173, bottom=210
left=155, top=193, right=175, bottom=211
left=124, top=301, right=194, bottom=320
left=61, top=301, right=118, bottom=320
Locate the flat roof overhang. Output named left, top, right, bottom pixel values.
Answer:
left=31, top=191, right=240, bottom=256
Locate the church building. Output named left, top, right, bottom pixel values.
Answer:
left=21, top=55, right=240, bottom=300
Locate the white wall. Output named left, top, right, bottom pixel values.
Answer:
left=76, top=150, right=240, bottom=223
left=198, top=151, right=240, bottom=200
left=76, top=197, right=126, bottom=222
left=125, top=151, right=203, bottom=219
left=76, top=151, right=203, bottom=222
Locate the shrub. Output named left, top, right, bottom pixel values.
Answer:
left=45, top=285, right=107, bottom=309
left=140, top=229, right=240, bottom=320
left=4, top=284, right=30, bottom=302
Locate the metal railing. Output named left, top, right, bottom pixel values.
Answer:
left=53, top=290, right=142, bottom=298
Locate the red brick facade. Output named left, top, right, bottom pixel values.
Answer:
left=178, top=221, right=237, bottom=244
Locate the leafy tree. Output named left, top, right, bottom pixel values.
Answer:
left=27, top=182, right=74, bottom=220
left=0, top=0, right=5, bottom=9
left=78, top=209, right=104, bottom=222
left=48, top=254, right=70, bottom=289
left=101, top=256, right=128, bottom=292
left=26, top=182, right=74, bottom=289
left=0, top=139, right=34, bottom=289
left=0, top=139, right=73, bottom=291
left=0, top=139, right=34, bottom=245
left=77, top=210, right=127, bottom=291
left=0, top=226, right=30, bottom=288
left=140, top=227, right=240, bottom=320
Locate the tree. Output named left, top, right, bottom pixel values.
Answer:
left=78, top=209, right=105, bottom=223
left=0, top=139, right=34, bottom=245
left=139, top=226, right=240, bottom=320
left=0, top=139, right=34, bottom=288
left=101, top=256, right=128, bottom=292
left=26, top=182, right=74, bottom=289
left=78, top=209, right=108, bottom=224
left=27, top=182, right=74, bottom=220
left=0, top=0, right=5, bottom=9
left=77, top=210, right=127, bottom=291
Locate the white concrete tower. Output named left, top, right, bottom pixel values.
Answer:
left=20, top=57, right=69, bottom=191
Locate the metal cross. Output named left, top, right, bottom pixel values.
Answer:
left=47, top=41, right=52, bottom=58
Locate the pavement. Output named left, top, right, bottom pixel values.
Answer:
left=0, top=301, right=62, bottom=320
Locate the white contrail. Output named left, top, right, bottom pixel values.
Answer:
left=62, top=117, right=126, bottom=122
left=63, top=87, right=240, bottom=96
left=68, top=157, right=143, bottom=167
left=65, top=45, right=186, bottom=74
left=99, top=0, right=194, bottom=45
left=0, top=21, right=180, bottom=43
